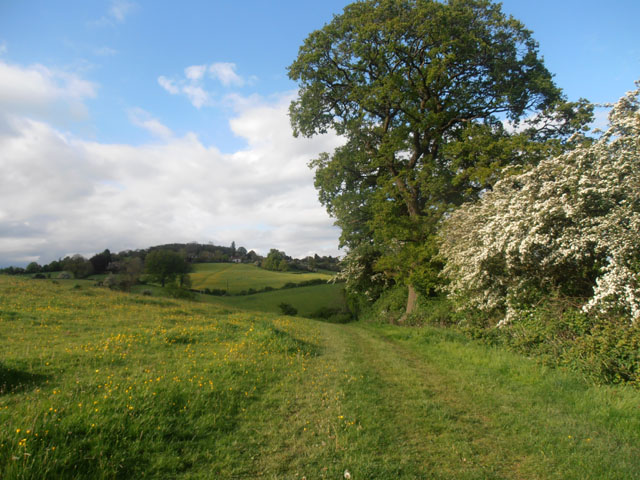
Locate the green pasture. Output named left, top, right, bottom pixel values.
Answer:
left=131, top=282, right=346, bottom=318
left=189, top=263, right=334, bottom=293
left=1, top=275, right=639, bottom=479
left=202, top=283, right=346, bottom=317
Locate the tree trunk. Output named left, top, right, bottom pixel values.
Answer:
left=398, top=284, right=418, bottom=324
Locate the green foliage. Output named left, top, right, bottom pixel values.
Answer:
left=309, top=306, right=352, bottom=324
left=361, top=285, right=410, bottom=324
left=568, top=319, right=640, bottom=385
left=289, top=0, right=592, bottom=315
left=165, top=282, right=195, bottom=300
left=442, top=297, right=640, bottom=387
left=278, top=302, right=298, bottom=316
left=144, top=249, right=191, bottom=287
left=25, top=262, right=41, bottom=274
left=495, top=302, right=640, bottom=386
left=261, top=248, right=290, bottom=271
left=62, top=255, right=94, bottom=279
left=89, top=249, right=112, bottom=274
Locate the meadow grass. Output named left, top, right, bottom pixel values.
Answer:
left=1, top=275, right=639, bottom=479
left=198, top=283, right=347, bottom=317
left=189, top=263, right=333, bottom=293
left=130, top=281, right=346, bottom=317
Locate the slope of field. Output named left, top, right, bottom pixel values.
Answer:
left=1, top=275, right=639, bottom=479
left=201, top=283, right=346, bottom=317
left=189, top=263, right=334, bottom=294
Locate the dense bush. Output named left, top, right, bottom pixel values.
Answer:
left=204, top=288, right=227, bottom=296
left=166, top=283, right=195, bottom=300
left=441, top=83, right=640, bottom=325
left=278, top=303, right=298, bottom=316
left=495, top=301, right=640, bottom=386
left=310, top=306, right=352, bottom=324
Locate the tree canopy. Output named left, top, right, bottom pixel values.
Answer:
left=261, top=249, right=290, bottom=272
left=144, top=249, right=191, bottom=287
left=289, top=0, right=592, bottom=318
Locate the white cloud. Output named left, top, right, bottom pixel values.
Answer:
left=182, top=85, right=210, bottom=108
left=0, top=41, right=7, bottom=55
left=94, top=46, right=117, bottom=56
left=158, top=62, right=252, bottom=109
left=90, top=0, right=136, bottom=27
left=128, top=108, right=172, bottom=138
left=109, top=0, right=136, bottom=23
left=0, top=93, right=344, bottom=266
left=185, top=64, right=207, bottom=81
left=0, top=60, right=97, bottom=123
left=159, top=74, right=212, bottom=107
left=158, top=75, right=179, bottom=95
left=209, top=62, right=244, bottom=87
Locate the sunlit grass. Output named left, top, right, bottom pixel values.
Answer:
left=0, top=276, right=322, bottom=477
left=189, top=263, right=333, bottom=293
left=199, top=283, right=347, bottom=317
left=1, top=275, right=639, bottom=479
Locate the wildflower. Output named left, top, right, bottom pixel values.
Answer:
left=344, top=469, right=351, bottom=479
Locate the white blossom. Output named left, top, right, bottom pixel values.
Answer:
left=441, top=82, right=640, bottom=325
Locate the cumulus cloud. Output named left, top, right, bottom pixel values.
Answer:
left=158, top=72, right=211, bottom=108
left=0, top=60, right=97, bottom=124
left=0, top=93, right=344, bottom=266
left=128, top=108, right=173, bottom=138
left=158, top=62, right=251, bottom=108
left=185, top=64, right=207, bottom=81
left=157, top=75, right=179, bottom=95
left=182, top=85, right=210, bottom=108
left=209, top=62, right=244, bottom=87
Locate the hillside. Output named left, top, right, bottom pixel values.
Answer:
left=189, top=263, right=335, bottom=294
left=1, top=275, right=639, bottom=479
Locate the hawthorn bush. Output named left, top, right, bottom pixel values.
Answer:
left=441, top=82, right=640, bottom=325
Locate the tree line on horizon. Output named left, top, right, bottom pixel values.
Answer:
left=0, top=242, right=341, bottom=279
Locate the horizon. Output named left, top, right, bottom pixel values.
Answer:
left=1, top=0, right=639, bottom=267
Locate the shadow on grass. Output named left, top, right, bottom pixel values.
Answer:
left=0, top=364, right=50, bottom=395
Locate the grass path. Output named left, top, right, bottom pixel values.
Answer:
left=200, top=321, right=640, bottom=479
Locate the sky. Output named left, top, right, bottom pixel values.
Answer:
left=0, top=0, right=638, bottom=267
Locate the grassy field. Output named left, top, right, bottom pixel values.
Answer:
left=200, top=283, right=347, bottom=317
left=1, top=275, right=639, bottom=479
left=130, top=282, right=347, bottom=318
left=189, top=263, right=334, bottom=294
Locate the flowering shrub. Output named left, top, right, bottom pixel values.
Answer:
left=441, top=82, right=640, bottom=325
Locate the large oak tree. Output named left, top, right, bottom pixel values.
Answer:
left=288, top=0, right=591, bottom=319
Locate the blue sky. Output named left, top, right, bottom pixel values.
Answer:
left=0, top=0, right=638, bottom=266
